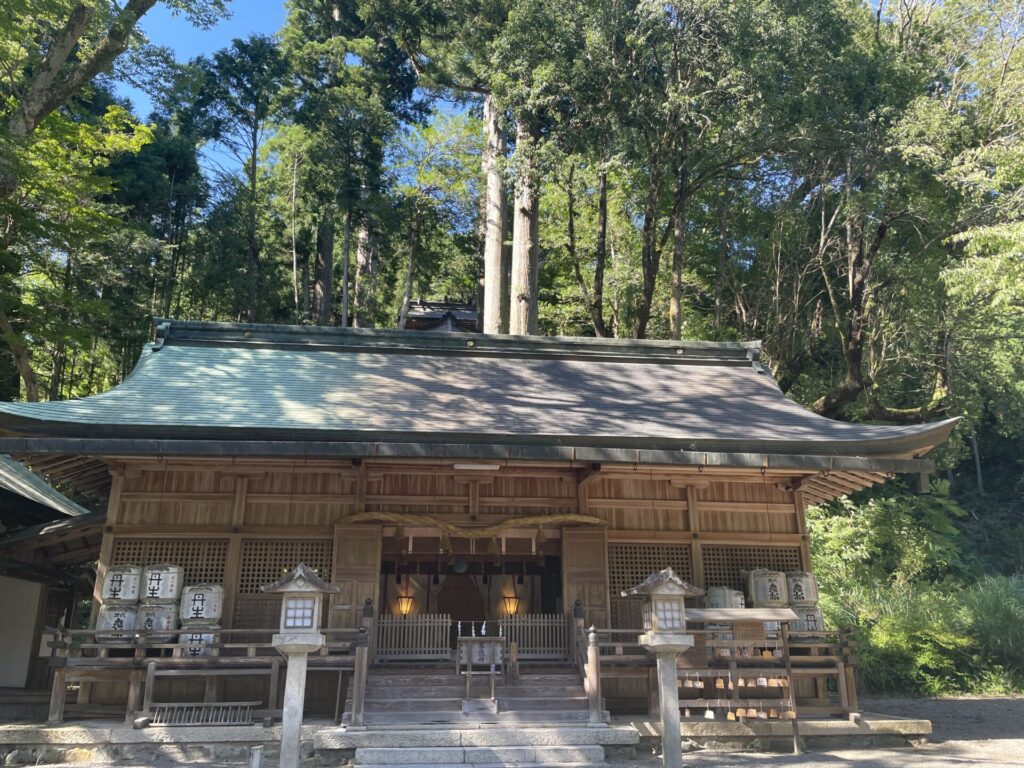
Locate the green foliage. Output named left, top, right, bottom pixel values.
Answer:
left=809, top=482, right=1024, bottom=694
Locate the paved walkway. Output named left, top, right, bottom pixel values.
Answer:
left=622, top=696, right=1024, bottom=767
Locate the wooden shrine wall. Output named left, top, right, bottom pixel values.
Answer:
left=87, top=458, right=814, bottom=710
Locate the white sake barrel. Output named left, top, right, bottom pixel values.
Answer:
left=177, top=626, right=219, bottom=658
left=792, top=606, right=824, bottom=635
left=179, top=584, right=224, bottom=624
left=140, top=564, right=184, bottom=603
left=747, top=569, right=788, bottom=608
left=706, top=586, right=746, bottom=609
left=101, top=565, right=141, bottom=604
left=137, top=604, right=179, bottom=642
left=96, top=604, right=138, bottom=642
left=786, top=572, right=819, bottom=606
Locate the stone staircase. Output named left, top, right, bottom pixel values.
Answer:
left=342, top=664, right=602, bottom=727
left=326, top=664, right=634, bottom=767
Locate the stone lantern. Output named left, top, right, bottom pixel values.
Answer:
left=622, top=568, right=703, bottom=768
left=262, top=563, right=337, bottom=768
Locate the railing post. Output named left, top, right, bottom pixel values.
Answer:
left=47, top=625, right=68, bottom=724
left=350, top=627, right=369, bottom=728
left=573, top=599, right=585, bottom=665
left=362, top=598, right=376, bottom=663
left=586, top=626, right=603, bottom=725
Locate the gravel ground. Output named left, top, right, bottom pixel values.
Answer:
left=619, top=695, right=1024, bottom=767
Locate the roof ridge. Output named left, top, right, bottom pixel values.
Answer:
left=152, top=318, right=763, bottom=366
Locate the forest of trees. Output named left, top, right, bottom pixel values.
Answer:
left=2, top=0, right=1024, bottom=693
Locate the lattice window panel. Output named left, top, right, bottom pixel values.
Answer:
left=701, top=544, right=803, bottom=591
left=232, top=595, right=283, bottom=630
left=237, top=539, right=333, bottom=594
left=607, top=543, right=693, bottom=594
left=111, top=538, right=229, bottom=585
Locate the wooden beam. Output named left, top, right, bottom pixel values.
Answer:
left=577, top=463, right=602, bottom=488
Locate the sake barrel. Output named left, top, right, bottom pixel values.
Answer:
left=140, top=564, right=184, bottom=603
left=791, top=606, right=824, bottom=636
left=786, top=572, right=819, bottom=606
left=179, top=584, right=224, bottom=624
left=746, top=569, right=787, bottom=608
left=96, top=604, right=138, bottom=642
left=706, top=586, right=746, bottom=609
left=177, top=626, right=219, bottom=658
left=137, top=603, right=179, bottom=642
left=101, top=565, right=141, bottom=604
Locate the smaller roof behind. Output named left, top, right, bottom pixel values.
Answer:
left=0, top=454, right=91, bottom=520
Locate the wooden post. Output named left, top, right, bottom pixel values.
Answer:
left=126, top=669, right=144, bottom=724
left=361, top=598, right=376, bottom=664
left=782, top=623, right=802, bottom=756
left=47, top=663, right=67, bottom=724
left=586, top=626, right=602, bottom=725
left=142, top=661, right=157, bottom=715
left=349, top=627, right=368, bottom=727
left=687, top=486, right=705, bottom=589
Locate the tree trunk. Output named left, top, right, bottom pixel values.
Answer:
left=633, top=164, right=662, bottom=339
left=714, top=196, right=728, bottom=331
left=501, top=193, right=512, bottom=333
left=290, top=154, right=300, bottom=318
left=566, top=165, right=608, bottom=337
left=669, top=197, right=687, bottom=339
left=397, top=206, right=417, bottom=329
left=812, top=212, right=899, bottom=417
left=0, top=293, right=39, bottom=401
left=481, top=93, right=507, bottom=335
left=245, top=123, right=259, bottom=324
left=341, top=209, right=352, bottom=327
left=354, top=221, right=375, bottom=328
left=314, top=209, right=334, bottom=325
left=592, top=167, right=608, bottom=337
left=510, top=120, right=539, bottom=336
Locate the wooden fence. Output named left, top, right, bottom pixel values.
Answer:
left=499, top=613, right=571, bottom=659
left=376, top=614, right=451, bottom=661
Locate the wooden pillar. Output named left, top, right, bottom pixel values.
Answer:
left=793, top=488, right=812, bottom=571
left=222, top=477, right=247, bottom=629
left=687, top=486, right=705, bottom=588
left=79, top=527, right=116, bottom=706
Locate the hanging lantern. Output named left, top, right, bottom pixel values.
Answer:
left=396, top=594, right=415, bottom=617
left=502, top=594, right=520, bottom=615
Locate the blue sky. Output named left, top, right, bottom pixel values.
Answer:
left=116, top=1, right=287, bottom=118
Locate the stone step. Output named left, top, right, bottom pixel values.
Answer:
left=359, top=684, right=584, bottom=700
left=316, top=725, right=640, bottom=749
left=354, top=745, right=606, bottom=765
left=498, top=686, right=585, bottom=698
left=360, top=697, right=465, bottom=712
left=368, top=675, right=466, bottom=686
left=498, top=697, right=588, bottom=711
left=363, top=687, right=467, bottom=698
left=343, top=711, right=599, bottom=726
left=351, top=764, right=607, bottom=768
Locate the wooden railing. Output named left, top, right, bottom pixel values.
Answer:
left=376, top=613, right=451, bottom=661
left=498, top=613, right=572, bottom=659
left=574, top=621, right=858, bottom=721
left=46, top=624, right=361, bottom=725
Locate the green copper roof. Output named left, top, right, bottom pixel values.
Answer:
left=0, top=320, right=956, bottom=459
